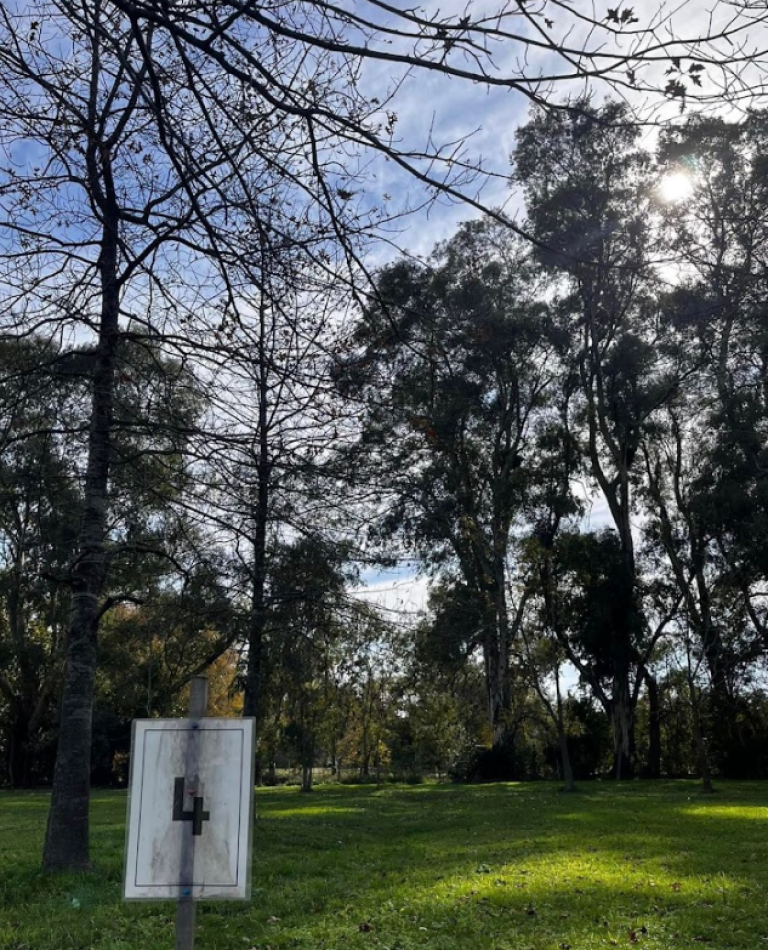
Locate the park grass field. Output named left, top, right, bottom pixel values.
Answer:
left=1, top=781, right=767, bottom=950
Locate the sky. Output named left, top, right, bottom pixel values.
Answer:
left=352, top=567, right=432, bottom=618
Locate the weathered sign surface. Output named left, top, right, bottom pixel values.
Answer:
left=124, top=718, right=255, bottom=900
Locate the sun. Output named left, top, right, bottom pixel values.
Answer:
left=658, top=171, right=695, bottom=203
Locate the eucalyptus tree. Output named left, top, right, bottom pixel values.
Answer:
left=650, top=114, right=768, bottom=681
left=627, top=113, right=768, bottom=774
left=337, top=220, right=564, bottom=748
left=512, top=100, right=680, bottom=777
left=527, top=529, right=678, bottom=779
left=639, top=391, right=758, bottom=715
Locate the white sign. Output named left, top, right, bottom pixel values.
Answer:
left=124, top=718, right=255, bottom=900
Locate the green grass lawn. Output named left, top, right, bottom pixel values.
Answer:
left=1, top=780, right=768, bottom=949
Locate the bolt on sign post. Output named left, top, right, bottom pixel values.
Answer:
left=123, top=677, right=256, bottom=949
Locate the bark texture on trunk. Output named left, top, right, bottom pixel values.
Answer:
left=484, top=629, right=511, bottom=748
left=480, top=569, right=512, bottom=748
left=42, top=359, right=114, bottom=869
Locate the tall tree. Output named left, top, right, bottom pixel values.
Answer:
left=198, top=275, right=343, bottom=739
left=513, top=100, right=675, bottom=776
left=634, top=113, right=768, bottom=772
left=338, top=220, right=562, bottom=748
left=3, top=0, right=768, bottom=871
left=653, top=114, right=768, bottom=676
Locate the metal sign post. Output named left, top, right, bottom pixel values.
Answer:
left=123, top=677, right=256, bottom=945
left=175, top=676, right=208, bottom=950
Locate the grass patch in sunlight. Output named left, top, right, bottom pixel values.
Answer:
left=1, top=780, right=767, bottom=949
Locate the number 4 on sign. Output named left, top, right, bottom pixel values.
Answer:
left=173, top=777, right=210, bottom=836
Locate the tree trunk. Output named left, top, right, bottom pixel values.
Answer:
left=611, top=558, right=638, bottom=781
left=243, top=496, right=267, bottom=724
left=300, top=762, right=313, bottom=793
left=558, top=726, right=575, bottom=793
left=697, top=610, right=731, bottom=707
left=484, top=624, right=510, bottom=748
left=7, top=714, right=30, bottom=789
left=611, top=680, right=635, bottom=780
left=42, top=171, right=120, bottom=871
left=645, top=670, right=662, bottom=779
left=243, top=295, right=271, bottom=727
left=688, top=676, right=714, bottom=793
left=43, top=455, right=108, bottom=869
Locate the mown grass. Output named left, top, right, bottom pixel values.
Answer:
left=1, top=780, right=767, bottom=949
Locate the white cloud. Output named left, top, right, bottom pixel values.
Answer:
left=351, top=567, right=431, bottom=617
